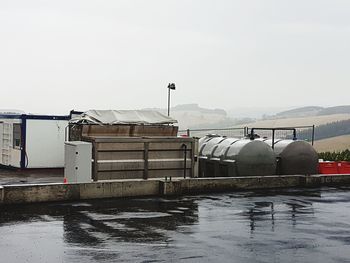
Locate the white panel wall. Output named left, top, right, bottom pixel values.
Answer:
left=0, top=119, right=21, bottom=168
left=10, top=148, right=21, bottom=168
left=25, top=119, right=68, bottom=168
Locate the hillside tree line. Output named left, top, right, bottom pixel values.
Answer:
left=297, top=119, right=350, bottom=141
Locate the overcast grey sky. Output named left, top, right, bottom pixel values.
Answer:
left=1, top=0, right=349, bottom=114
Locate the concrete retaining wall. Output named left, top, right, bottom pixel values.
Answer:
left=160, top=175, right=302, bottom=195
left=79, top=180, right=159, bottom=200
left=2, top=184, right=80, bottom=204
left=1, top=180, right=159, bottom=205
left=1, top=174, right=350, bottom=205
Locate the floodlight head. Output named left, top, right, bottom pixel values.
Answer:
left=168, top=83, right=176, bottom=90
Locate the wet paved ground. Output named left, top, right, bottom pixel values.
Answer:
left=1, top=187, right=350, bottom=263
left=0, top=168, right=63, bottom=185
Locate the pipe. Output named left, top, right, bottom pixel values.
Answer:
left=182, top=143, right=187, bottom=179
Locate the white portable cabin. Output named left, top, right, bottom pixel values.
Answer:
left=0, top=113, right=73, bottom=169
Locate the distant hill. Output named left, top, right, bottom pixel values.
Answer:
left=143, top=104, right=350, bottom=133
left=172, top=104, right=226, bottom=115
left=317, top=106, right=350, bottom=116
left=314, top=135, right=350, bottom=152
left=266, top=105, right=350, bottom=119
left=239, top=114, right=350, bottom=128
left=143, top=104, right=234, bottom=130
left=227, top=106, right=292, bottom=119
left=275, top=106, right=324, bottom=118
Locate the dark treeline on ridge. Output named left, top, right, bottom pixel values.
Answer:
left=297, top=119, right=350, bottom=141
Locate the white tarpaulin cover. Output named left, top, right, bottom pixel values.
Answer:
left=70, top=110, right=177, bottom=125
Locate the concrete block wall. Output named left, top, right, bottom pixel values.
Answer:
left=2, top=174, right=350, bottom=205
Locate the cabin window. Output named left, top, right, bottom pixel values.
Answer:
left=13, top=124, right=21, bottom=149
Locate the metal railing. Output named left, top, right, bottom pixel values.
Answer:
left=248, top=125, right=315, bottom=145
left=179, top=127, right=248, bottom=138
left=180, top=125, right=315, bottom=145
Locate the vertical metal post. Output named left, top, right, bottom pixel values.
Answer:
left=167, top=88, right=170, bottom=116
left=272, top=129, right=275, bottom=149
left=65, top=125, right=69, bottom=141
left=187, top=129, right=190, bottom=137
left=182, top=143, right=187, bottom=179
left=311, top=125, right=315, bottom=146
left=143, top=142, right=149, bottom=180
left=20, top=115, right=27, bottom=169
left=192, top=139, right=197, bottom=178
left=92, top=141, right=98, bottom=181
left=293, top=129, right=297, bottom=140
left=250, top=128, right=254, bottom=140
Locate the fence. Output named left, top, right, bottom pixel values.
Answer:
left=248, top=126, right=315, bottom=145
left=179, top=127, right=248, bottom=139
left=180, top=125, right=315, bottom=145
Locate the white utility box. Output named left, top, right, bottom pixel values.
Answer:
left=64, top=141, right=92, bottom=183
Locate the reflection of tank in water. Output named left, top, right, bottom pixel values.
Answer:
left=63, top=198, right=199, bottom=244
left=0, top=198, right=199, bottom=245
left=198, top=136, right=277, bottom=177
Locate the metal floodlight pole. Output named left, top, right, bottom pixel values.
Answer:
left=167, top=83, right=176, bottom=116
left=167, top=88, right=170, bottom=116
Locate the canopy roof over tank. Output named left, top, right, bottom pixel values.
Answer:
left=70, top=110, right=178, bottom=125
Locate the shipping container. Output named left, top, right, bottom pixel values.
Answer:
left=0, top=113, right=71, bottom=168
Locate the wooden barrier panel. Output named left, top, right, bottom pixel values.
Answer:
left=83, top=136, right=197, bottom=181
left=69, top=124, right=178, bottom=140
